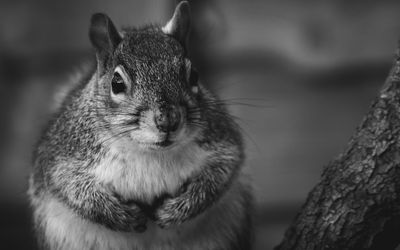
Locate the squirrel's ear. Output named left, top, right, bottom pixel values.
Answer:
left=89, top=13, right=122, bottom=74
left=162, top=1, right=191, bottom=49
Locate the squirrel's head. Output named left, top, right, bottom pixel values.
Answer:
left=89, top=1, right=203, bottom=151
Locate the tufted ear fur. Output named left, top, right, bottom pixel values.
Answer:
left=162, top=1, right=191, bottom=50
left=89, top=13, right=122, bottom=75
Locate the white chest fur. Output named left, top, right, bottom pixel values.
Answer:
left=92, top=141, right=210, bottom=202
left=36, top=178, right=248, bottom=250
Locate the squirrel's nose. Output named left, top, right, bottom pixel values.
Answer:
left=154, top=106, right=181, bottom=133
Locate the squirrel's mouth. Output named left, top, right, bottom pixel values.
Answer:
left=138, top=138, right=176, bottom=150
left=132, top=123, right=185, bottom=150
left=153, top=139, right=173, bottom=147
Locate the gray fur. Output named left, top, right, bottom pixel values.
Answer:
left=29, top=2, right=253, bottom=249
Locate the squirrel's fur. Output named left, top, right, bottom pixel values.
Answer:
left=29, top=2, right=253, bottom=250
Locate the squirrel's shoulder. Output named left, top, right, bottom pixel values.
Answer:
left=197, top=88, right=244, bottom=151
left=33, top=60, right=99, bottom=166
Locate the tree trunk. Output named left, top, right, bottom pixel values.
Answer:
left=275, top=43, right=400, bottom=250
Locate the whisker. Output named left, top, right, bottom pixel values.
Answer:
left=99, top=127, right=139, bottom=147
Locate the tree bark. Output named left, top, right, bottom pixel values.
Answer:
left=275, top=43, right=400, bottom=250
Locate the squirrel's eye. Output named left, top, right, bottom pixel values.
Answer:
left=185, top=59, right=199, bottom=94
left=111, top=72, right=127, bottom=94
left=189, top=68, right=198, bottom=86
left=189, top=68, right=199, bottom=94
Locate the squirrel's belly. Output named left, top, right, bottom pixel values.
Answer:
left=35, top=178, right=250, bottom=250
left=92, top=142, right=210, bottom=202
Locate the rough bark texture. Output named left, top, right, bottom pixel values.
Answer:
left=276, top=44, right=400, bottom=250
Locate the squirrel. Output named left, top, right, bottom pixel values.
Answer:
left=28, top=2, right=253, bottom=250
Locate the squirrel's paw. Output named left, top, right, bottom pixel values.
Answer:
left=105, top=197, right=148, bottom=233
left=120, top=201, right=149, bottom=233
left=104, top=185, right=148, bottom=233
left=153, top=195, right=190, bottom=229
left=127, top=205, right=148, bottom=233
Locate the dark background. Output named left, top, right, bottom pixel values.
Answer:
left=1, top=0, right=400, bottom=249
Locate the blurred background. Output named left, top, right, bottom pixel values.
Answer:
left=1, top=0, right=400, bottom=249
